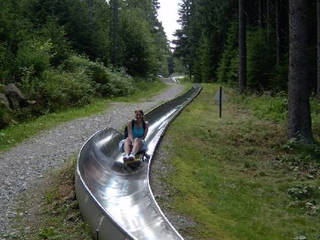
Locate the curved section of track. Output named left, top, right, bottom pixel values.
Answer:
left=75, top=85, right=202, bottom=240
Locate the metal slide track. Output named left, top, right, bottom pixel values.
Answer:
left=75, top=85, right=202, bottom=240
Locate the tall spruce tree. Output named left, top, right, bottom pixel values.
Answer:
left=239, top=0, right=246, bottom=93
left=288, top=0, right=314, bottom=143
left=317, top=0, right=320, bottom=97
left=275, top=0, right=288, bottom=65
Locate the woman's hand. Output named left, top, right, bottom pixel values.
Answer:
left=128, top=136, right=133, bottom=143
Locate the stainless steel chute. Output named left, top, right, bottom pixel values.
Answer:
left=75, top=85, right=202, bottom=240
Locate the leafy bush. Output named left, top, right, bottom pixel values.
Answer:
left=102, top=69, right=135, bottom=97
left=87, top=62, right=110, bottom=84
left=16, top=39, right=53, bottom=78
left=22, top=69, right=94, bottom=112
left=42, top=70, right=94, bottom=109
left=63, top=55, right=110, bottom=84
left=63, top=55, right=135, bottom=97
left=62, top=55, right=92, bottom=73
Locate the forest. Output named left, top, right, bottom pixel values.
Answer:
left=0, top=0, right=169, bottom=128
left=174, top=0, right=319, bottom=144
left=0, top=0, right=319, bottom=142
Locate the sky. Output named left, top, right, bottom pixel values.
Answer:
left=157, top=0, right=182, bottom=44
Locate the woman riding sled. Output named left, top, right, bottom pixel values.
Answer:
left=119, top=110, right=149, bottom=161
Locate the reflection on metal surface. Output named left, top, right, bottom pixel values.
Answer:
left=75, top=85, right=202, bottom=240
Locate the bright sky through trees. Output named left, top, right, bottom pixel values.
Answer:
left=158, top=0, right=181, bottom=44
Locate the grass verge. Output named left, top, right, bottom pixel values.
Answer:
left=0, top=80, right=167, bottom=152
left=158, top=83, right=320, bottom=240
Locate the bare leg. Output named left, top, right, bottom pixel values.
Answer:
left=123, top=138, right=132, bottom=155
left=131, top=138, right=142, bottom=155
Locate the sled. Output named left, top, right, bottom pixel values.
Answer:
left=124, top=151, right=149, bottom=169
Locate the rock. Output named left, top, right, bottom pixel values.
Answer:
left=0, top=93, right=10, bottom=110
left=294, top=235, right=307, bottom=240
left=4, top=83, right=26, bottom=109
left=63, top=191, right=76, bottom=201
left=0, top=96, right=12, bottom=128
left=306, top=174, right=314, bottom=179
left=4, top=84, right=25, bottom=100
left=27, top=100, right=36, bottom=105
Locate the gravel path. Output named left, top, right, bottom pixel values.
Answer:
left=0, top=82, right=184, bottom=236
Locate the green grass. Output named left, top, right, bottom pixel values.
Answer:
left=238, top=92, right=288, bottom=123
left=0, top=80, right=167, bottom=152
left=160, top=83, right=320, bottom=240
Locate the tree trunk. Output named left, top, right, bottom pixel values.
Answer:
left=317, top=0, right=320, bottom=97
left=266, top=0, right=270, bottom=39
left=239, top=0, right=247, bottom=94
left=276, top=0, right=288, bottom=65
left=259, top=0, right=264, bottom=28
left=88, top=0, right=93, bottom=9
left=113, top=0, right=119, bottom=66
left=288, top=0, right=314, bottom=143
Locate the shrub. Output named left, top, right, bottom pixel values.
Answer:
left=102, top=69, right=135, bottom=97
left=16, top=39, right=53, bottom=78
left=87, top=62, right=110, bottom=84
left=63, top=55, right=110, bottom=84
left=41, top=70, right=94, bottom=110
left=62, top=55, right=92, bottom=73
left=63, top=55, right=135, bottom=97
left=22, top=69, right=94, bottom=112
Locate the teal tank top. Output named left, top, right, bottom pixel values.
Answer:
left=132, top=121, right=144, bottom=139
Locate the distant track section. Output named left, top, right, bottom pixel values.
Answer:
left=75, top=84, right=202, bottom=240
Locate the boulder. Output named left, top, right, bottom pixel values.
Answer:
left=0, top=95, right=12, bottom=129
left=4, top=83, right=26, bottom=109
left=0, top=93, right=10, bottom=110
